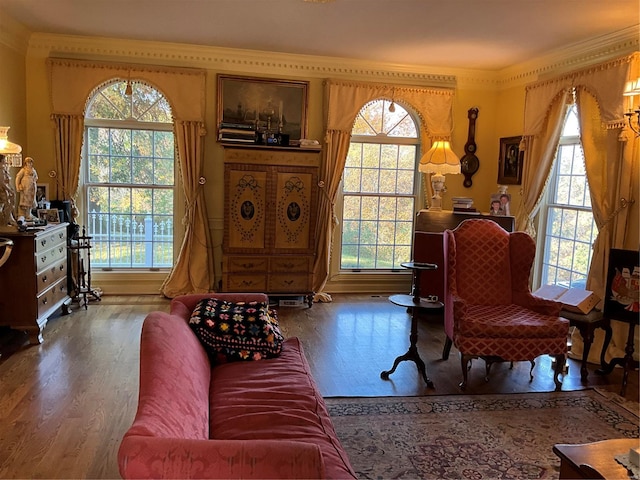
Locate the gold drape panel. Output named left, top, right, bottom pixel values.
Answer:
left=516, top=90, right=570, bottom=233
left=161, top=121, right=213, bottom=297
left=571, top=90, right=639, bottom=365
left=312, top=130, right=352, bottom=301
left=312, top=79, right=455, bottom=300
left=51, top=113, right=84, bottom=215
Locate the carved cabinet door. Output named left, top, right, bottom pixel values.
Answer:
left=226, top=169, right=267, bottom=250
left=273, top=170, right=315, bottom=250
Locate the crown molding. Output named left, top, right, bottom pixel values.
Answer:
left=29, top=33, right=458, bottom=88
left=27, top=25, right=639, bottom=92
left=494, top=25, right=639, bottom=89
left=0, top=11, right=30, bottom=54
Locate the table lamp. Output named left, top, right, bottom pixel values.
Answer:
left=418, top=140, right=461, bottom=210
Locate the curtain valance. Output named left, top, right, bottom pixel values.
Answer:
left=523, top=53, right=639, bottom=135
left=325, top=79, right=455, bottom=139
left=47, top=58, right=206, bottom=121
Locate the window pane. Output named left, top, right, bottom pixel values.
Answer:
left=85, top=81, right=174, bottom=269
left=540, top=104, right=596, bottom=288
left=340, top=99, right=419, bottom=270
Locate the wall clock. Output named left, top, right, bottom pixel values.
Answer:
left=460, top=107, right=479, bottom=188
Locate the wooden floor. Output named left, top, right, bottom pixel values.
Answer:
left=0, top=293, right=637, bottom=478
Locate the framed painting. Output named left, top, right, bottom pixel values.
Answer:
left=603, top=248, right=639, bottom=322
left=217, top=74, right=309, bottom=141
left=497, top=136, right=523, bottom=185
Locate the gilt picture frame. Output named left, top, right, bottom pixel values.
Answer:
left=217, top=74, right=309, bottom=141
left=497, top=136, right=523, bottom=185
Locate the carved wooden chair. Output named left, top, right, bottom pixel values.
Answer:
left=441, top=219, right=569, bottom=390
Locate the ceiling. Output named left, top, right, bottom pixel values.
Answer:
left=1, top=0, right=638, bottom=70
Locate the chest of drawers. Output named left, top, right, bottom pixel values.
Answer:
left=0, top=223, right=71, bottom=344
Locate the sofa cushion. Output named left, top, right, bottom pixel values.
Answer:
left=209, top=337, right=356, bottom=480
left=189, top=297, right=284, bottom=363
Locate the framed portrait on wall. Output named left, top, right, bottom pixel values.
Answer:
left=36, top=183, right=49, bottom=203
left=497, top=136, right=523, bottom=185
left=217, top=74, right=309, bottom=141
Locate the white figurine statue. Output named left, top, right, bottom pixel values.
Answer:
left=0, top=155, right=17, bottom=227
left=15, top=156, right=38, bottom=220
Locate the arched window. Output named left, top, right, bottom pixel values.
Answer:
left=83, top=81, right=175, bottom=269
left=339, top=99, right=421, bottom=270
left=536, top=103, right=597, bottom=288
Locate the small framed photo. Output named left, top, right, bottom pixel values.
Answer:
left=38, top=208, right=62, bottom=224
left=36, top=183, right=49, bottom=203
left=603, top=248, right=639, bottom=322
left=497, top=136, right=523, bottom=185
left=217, top=74, right=309, bottom=141
left=489, top=193, right=511, bottom=216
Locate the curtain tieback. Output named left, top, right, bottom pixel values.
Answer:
left=598, top=197, right=635, bottom=231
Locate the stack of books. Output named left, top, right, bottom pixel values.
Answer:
left=218, top=122, right=256, bottom=144
left=451, top=197, right=477, bottom=213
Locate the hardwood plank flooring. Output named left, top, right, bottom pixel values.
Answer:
left=0, top=294, right=637, bottom=479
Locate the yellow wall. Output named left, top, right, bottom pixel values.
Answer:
left=0, top=41, right=27, bottom=153
left=2, top=30, right=638, bottom=294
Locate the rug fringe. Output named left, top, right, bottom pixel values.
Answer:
left=593, top=387, right=640, bottom=418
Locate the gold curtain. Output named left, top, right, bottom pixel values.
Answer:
left=312, top=130, right=352, bottom=301
left=571, top=89, right=639, bottom=364
left=50, top=113, right=84, bottom=217
left=312, top=79, right=455, bottom=301
left=161, top=121, right=214, bottom=297
left=516, top=90, right=570, bottom=233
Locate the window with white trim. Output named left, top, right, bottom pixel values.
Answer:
left=83, top=80, right=175, bottom=269
left=537, top=104, right=597, bottom=288
left=340, top=99, right=421, bottom=271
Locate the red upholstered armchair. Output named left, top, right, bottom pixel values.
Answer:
left=442, top=219, right=569, bottom=390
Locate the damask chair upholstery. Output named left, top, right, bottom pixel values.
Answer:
left=442, top=219, right=569, bottom=390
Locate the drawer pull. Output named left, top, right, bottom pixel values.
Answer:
left=283, top=280, right=294, bottom=286
left=281, top=263, right=295, bottom=269
left=241, top=263, right=255, bottom=269
left=59, top=264, right=64, bottom=271
left=42, top=275, right=48, bottom=283
left=42, top=297, right=48, bottom=305
left=240, top=280, right=255, bottom=286
left=40, top=239, right=47, bottom=247
left=40, top=255, right=47, bottom=263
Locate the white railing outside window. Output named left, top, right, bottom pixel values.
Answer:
left=88, top=211, right=173, bottom=268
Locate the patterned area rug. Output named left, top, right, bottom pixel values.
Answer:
left=325, top=389, right=639, bottom=479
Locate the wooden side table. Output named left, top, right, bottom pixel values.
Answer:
left=596, top=316, right=640, bottom=397
left=553, top=438, right=639, bottom=479
left=381, top=261, right=442, bottom=387
left=561, top=309, right=611, bottom=381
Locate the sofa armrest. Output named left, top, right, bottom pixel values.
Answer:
left=119, top=436, right=325, bottom=479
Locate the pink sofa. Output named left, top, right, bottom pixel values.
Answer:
left=118, top=293, right=356, bottom=479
